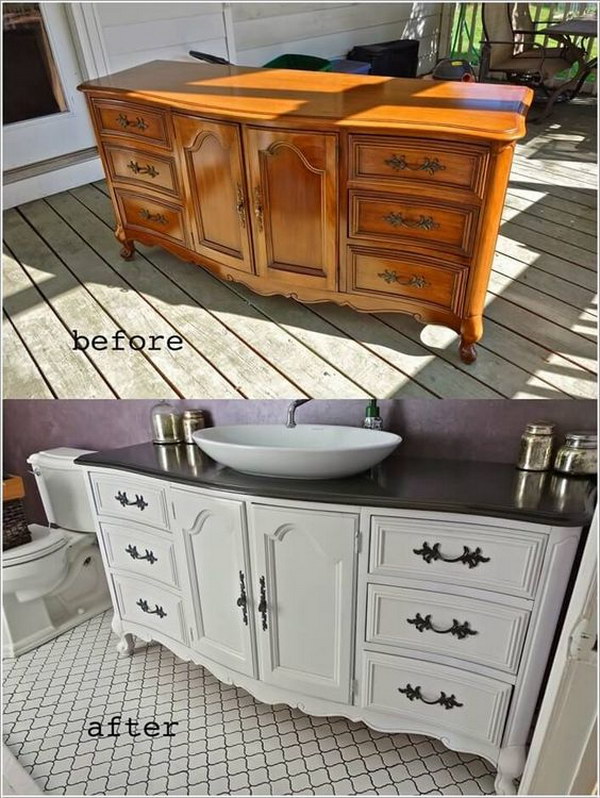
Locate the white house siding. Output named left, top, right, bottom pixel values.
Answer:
left=231, top=2, right=442, bottom=72
left=93, top=2, right=230, bottom=72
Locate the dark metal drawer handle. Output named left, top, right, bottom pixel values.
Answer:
left=413, top=542, right=490, bottom=569
left=136, top=598, right=166, bottom=618
left=125, top=544, right=157, bottom=565
left=258, top=576, right=268, bottom=631
left=385, top=154, right=446, bottom=175
left=378, top=270, right=430, bottom=288
left=115, top=491, right=148, bottom=511
left=139, top=208, right=168, bottom=224
left=127, top=160, right=159, bottom=178
left=116, top=113, right=148, bottom=131
left=383, top=212, right=440, bottom=231
left=407, top=612, right=478, bottom=640
left=237, top=571, right=248, bottom=625
left=398, top=683, right=463, bottom=710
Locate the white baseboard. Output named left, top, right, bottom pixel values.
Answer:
left=3, top=156, right=104, bottom=209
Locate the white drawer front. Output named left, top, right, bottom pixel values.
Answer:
left=90, top=472, right=169, bottom=530
left=100, top=522, right=179, bottom=589
left=361, top=651, right=512, bottom=747
left=369, top=515, right=546, bottom=599
left=366, top=584, right=530, bottom=674
left=112, top=573, right=187, bottom=645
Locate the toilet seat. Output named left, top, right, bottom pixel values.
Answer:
left=3, top=529, right=67, bottom=568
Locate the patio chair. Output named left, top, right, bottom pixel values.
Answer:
left=479, top=2, right=586, bottom=90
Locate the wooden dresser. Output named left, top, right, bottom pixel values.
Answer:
left=79, top=61, right=532, bottom=363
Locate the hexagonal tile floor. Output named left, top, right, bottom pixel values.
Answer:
left=3, top=611, right=496, bottom=795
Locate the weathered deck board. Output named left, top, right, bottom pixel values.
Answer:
left=2, top=311, right=54, bottom=399
left=2, top=244, right=114, bottom=399
left=3, top=104, right=596, bottom=400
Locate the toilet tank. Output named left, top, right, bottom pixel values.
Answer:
left=27, top=448, right=97, bottom=533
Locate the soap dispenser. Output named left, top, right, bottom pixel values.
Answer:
left=363, top=399, right=383, bottom=430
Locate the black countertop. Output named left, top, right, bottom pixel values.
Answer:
left=76, top=442, right=596, bottom=527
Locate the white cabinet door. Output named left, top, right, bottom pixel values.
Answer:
left=172, top=488, right=256, bottom=677
left=248, top=503, right=358, bottom=704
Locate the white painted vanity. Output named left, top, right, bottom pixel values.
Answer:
left=77, top=449, right=592, bottom=795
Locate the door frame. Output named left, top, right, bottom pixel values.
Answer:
left=519, top=510, right=598, bottom=795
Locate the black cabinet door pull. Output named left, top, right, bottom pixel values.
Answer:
left=258, top=576, right=268, bottom=631
left=407, top=612, right=477, bottom=640
left=237, top=571, right=248, bottom=625
left=398, top=683, right=463, bottom=710
left=115, top=491, right=148, bottom=511
left=125, top=544, right=157, bottom=565
left=413, top=541, right=490, bottom=568
left=136, top=598, right=166, bottom=618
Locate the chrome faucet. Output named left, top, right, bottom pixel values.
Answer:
left=286, top=399, right=310, bottom=428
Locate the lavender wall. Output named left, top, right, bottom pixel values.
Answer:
left=4, top=399, right=595, bottom=525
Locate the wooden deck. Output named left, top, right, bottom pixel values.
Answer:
left=3, top=102, right=597, bottom=400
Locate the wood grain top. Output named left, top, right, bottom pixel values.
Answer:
left=79, top=60, right=533, bottom=140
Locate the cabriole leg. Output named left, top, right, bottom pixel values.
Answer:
left=494, top=746, right=526, bottom=795
left=459, top=316, right=483, bottom=364
left=116, top=633, right=135, bottom=658
left=115, top=224, right=135, bottom=260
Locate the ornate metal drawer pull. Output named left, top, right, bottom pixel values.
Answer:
left=398, top=683, right=463, bottom=710
left=383, top=212, right=440, bottom=231
left=258, top=576, right=268, bottom=631
left=136, top=598, right=167, bottom=618
left=125, top=544, right=157, bottom=565
left=253, top=186, right=264, bottom=232
left=378, top=270, right=430, bottom=288
left=127, top=160, right=159, bottom=178
left=237, top=571, right=248, bottom=625
left=407, top=612, right=478, bottom=640
left=139, top=208, right=168, bottom=225
left=115, top=491, right=148, bottom=511
left=384, top=154, right=446, bottom=176
left=413, top=541, right=490, bottom=569
left=236, top=183, right=247, bottom=228
left=116, top=113, right=149, bottom=131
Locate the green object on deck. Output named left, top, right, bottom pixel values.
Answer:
left=263, top=54, right=332, bottom=71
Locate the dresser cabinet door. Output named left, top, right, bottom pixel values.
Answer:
left=173, top=115, right=254, bottom=274
left=244, top=128, right=338, bottom=290
left=172, top=489, right=256, bottom=677
left=248, top=503, right=358, bottom=703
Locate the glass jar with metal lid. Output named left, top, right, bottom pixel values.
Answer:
left=150, top=400, right=183, bottom=444
left=182, top=410, right=205, bottom=444
left=553, top=432, right=597, bottom=476
left=516, top=421, right=555, bottom=471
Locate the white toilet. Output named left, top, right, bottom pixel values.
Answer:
left=2, top=448, right=111, bottom=658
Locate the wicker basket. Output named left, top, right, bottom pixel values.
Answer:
left=3, top=475, right=31, bottom=551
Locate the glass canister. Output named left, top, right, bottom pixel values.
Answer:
left=516, top=422, right=555, bottom=471
left=553, top=432, right=597, bottom=476
left=150, top=400, right=183, bottom=444
left=182, top=410, right=205, bottom=444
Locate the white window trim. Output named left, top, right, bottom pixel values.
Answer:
left=65, top=2, right=110, bottom=79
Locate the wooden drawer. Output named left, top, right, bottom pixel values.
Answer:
left=91, top=99, right=170, bottom=148
left=99, top=521, right=179, bottom=589
left=112, top=573, right=187, bottom=645
left=361, top=651, right=512, bottom=747
left=104, top=144, right=180, bottom=198
left=115, top=189, right=188, bottom=247
left=349, top=191, right=477, bottom=259
left=349, top=135, right=489, bottom=198
left=89, top=471, right=170, bottom=530
left=347, top=245, right=467, bottom=315
left=366, top=584, right=530, bottom=674
left=369, top=515, right=546, bottom=600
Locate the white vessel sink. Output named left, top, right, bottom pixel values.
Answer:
left=192, top=425, right=402, bottom=479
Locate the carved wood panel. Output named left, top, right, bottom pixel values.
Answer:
left=244, top=128, right=338, bottom=290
